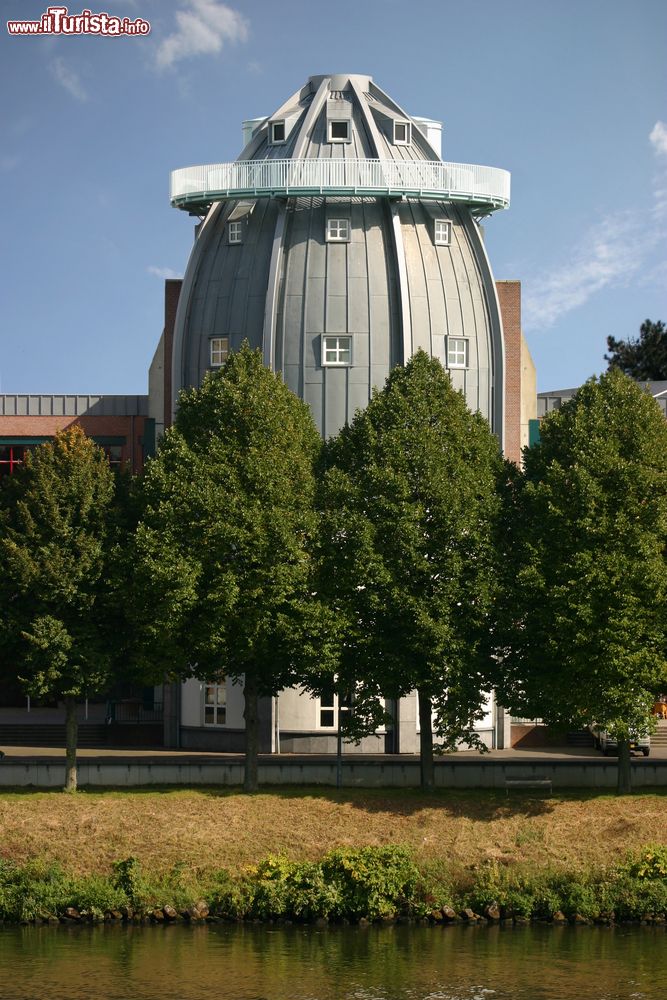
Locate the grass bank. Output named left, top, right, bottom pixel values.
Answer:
left=0, top=786, right=665, bottom=876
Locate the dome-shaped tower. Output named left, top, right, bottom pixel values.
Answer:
left=170, top=73, right=510, bottom=440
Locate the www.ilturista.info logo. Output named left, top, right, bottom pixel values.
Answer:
left=7, top=6, right=150, bottom=36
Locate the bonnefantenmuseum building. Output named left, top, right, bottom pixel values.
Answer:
left=1, top=74, right=540, bottom=753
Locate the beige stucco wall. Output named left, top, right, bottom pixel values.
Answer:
left=520, top=332, right=537, bottom=455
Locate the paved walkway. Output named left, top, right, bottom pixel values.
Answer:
left=2, top=744, right=665, bottom=762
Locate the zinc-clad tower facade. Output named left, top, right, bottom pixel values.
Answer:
left=169, top=73, right=513, bottom=753
left=170, top=73, right=510, bottom=441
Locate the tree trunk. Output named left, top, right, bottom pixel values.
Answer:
left=64, top=696, right=78, bottom=792
left=418, top=689, right=435, bottom=790
left=243, top=674, right=259, bottom=793
left=616, top=738, right=632, bottom=795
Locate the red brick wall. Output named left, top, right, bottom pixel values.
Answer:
left=0, top=415, right=148, bottom=474
left=163, top=279, right=182, bottom=430
left=496, top=280, right=522, bottom=464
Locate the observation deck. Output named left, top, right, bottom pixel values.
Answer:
left=170, top=158, right=511, bottom=216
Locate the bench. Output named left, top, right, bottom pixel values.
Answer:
left=505, top=777, right=552, bottom=796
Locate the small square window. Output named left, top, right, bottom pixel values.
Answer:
left=326, top=218, right=350, bottom=242
left=394, top=120, right=411, bottom=145
left=228, top=221, right=243, bottom=244
left=434, top=220, right=451, bottom=246
left=328, top=120, right=350, bottom=142
left=447, top=338, right=468, bottom=369
left=270, top=121, right=286, bottom=144
left=322, top=335, right=352, bottom=366
left=210, top=337, right=229, bottom=367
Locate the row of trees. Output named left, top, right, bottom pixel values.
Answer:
left=1, top=343, right=665, bottom=794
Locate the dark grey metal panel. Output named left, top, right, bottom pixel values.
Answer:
left=305, top=277, right=325, bottom=333
left=324, top=367, right=348, bottom=439
left=348, top=277, right=369, bottom=332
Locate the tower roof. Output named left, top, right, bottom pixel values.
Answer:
left=170, top=74, right=510, bottom=217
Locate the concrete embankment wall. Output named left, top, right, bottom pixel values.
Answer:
left=1, top=757, right=666, bottom=788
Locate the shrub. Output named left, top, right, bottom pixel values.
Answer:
left=0, top=859, right=76, bottom=922
left=69, top=873, right=128, bottom=917
left=623, top=845, right=667, bottom=881
left=321, top=846, right=423, bottom=920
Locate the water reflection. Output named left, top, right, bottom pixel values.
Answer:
left=0, top=923, right=664, bottom=1000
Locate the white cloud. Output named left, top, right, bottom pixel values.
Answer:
left=523, top=213, right=655, bottom=331
left=648, top=122, right=667, bottom=219
left=649, top=121, right=667, bottom=158
left=155, top=0, right=248, bottom=70
left=524, top=126, right=667, bottom=331
left=147, top=266, right=181, bottom=279
left=50, top=57, right=87, bottom=102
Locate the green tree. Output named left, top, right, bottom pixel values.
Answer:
left=605, top=320, right=667, bottom=380
left=0, top=427, right=118, bottom=790
left=132, top=344, right=329, bottom=792
left=495, top=369, right=667, bottom=793
left=318, top=351, right=503, bottom=788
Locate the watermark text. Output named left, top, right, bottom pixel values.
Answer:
left=7, top=6, right=150, bottom=36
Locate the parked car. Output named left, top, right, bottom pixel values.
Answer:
left=589, top=724, right=650, bottom=757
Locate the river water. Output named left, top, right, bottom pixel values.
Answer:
left=0, top=923, right=664, bottom=1000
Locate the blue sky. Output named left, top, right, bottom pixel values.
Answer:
left=1, top=0, right=665, bottom=395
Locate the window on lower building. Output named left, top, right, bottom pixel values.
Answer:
left=270, top=120, right=286, bottom=144
left=447, top=337, right=468, bottom=369
left=228, top=221, right=243, bottom=244
left=322, top=335, right=352, bottom=366
left=319, top=687, right=336, bottom=728
left=101, top=445, right=123, bottom=469
left=318, top=685, right=354, bottom=728
left=210, top=337, right=230, bottom=367
left=326, top=218, right=350, bottom=242
left=394, top=120, right=411, bottom=145
left=434, top=219, right=451, bottom=246
left=0, top=444, right=29, bottom=477
left=204, top=680, right=227, bottom=726
left=328, top=120, right=350, bottom=142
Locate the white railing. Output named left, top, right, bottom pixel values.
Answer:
left=170, top=158, right=510, bottom=213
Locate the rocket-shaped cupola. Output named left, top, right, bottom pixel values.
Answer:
left=171, top=72, right=509, bottom=443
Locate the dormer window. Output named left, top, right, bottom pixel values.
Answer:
left=270, top=120, right=286, bottom=144
left=393, top=120, right=411, bottom=145
left=228, top=221, right=243, bottom=244
left=326, top=218, right=350, bottom=242
left=434, top=219, right=451, bottom=246
left=328, top=120, right=350, bottom=143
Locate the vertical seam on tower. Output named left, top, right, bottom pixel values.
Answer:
left=349, top=77, right=412, bottom=365
left=432, top=201, right=451, bottom=356
left=462, top=212, right=505, bottom=446
left=262, top=204, right=286, bottom=371
left=361, top=198, right=373, bottom=401
left=408, top=200, right=435, bottom=358
left=451, top=206, right=481, bottom=410
left=300, top=200, right=313, bottom=405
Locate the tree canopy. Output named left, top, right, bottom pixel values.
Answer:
left=132, top=343, right=332, bottom=791
left=318, top=351, right=503, bottom=787
left=605, top=319, right=667, bottom=381
left=495, top=369, right=667, bottom=792
left=0, top=426, right=118, bottom=789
